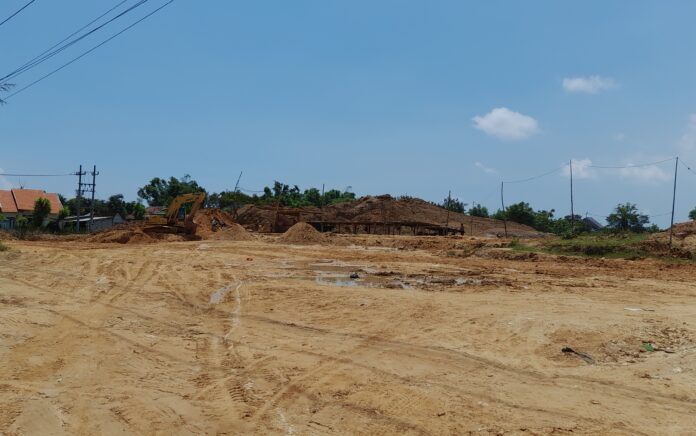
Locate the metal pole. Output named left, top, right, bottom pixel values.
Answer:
left=501, top=181, right=508, bottom=238
left=76, top=165, right=83, bottom=233
left=570, top=160, right=575, bottom=228
left=669, top=157, right=678, bottom=249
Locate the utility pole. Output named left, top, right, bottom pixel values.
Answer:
left=500, top=182, right=508, bottom=238
left=75, top=165, right=86, bottom=232
left=88, top=165, right=99, bottom=231
left=570, top=160, right=575, bottom=228
left=233, top=171, right=243, bottom=192
left=320, top=183, right=325, bottom=233
left=445, top=190, right=451, bottom=232
left=669, top=157, right=679, bottom=249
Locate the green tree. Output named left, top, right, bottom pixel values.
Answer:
left=441, top=197, right=466, bottom=213
left=689, top=207, right=696, bottom=221
left=137, top=175, right=206, bottom=206
left=32, top=198, right=52, bottom=228
left=107, top=194, right=128, bottom=217
left=58, top=207, right=70, bottom=220
left=15, top=214, right=28, bottom=238
left=131, top=203, right=146, bottom=220
left=468, top=204, right=489, bottom=218
left=606, top=203, right=649, bottom=232
left=496, top=202, right=536, bottom=227
left=0, top=213, right=5, bottom=222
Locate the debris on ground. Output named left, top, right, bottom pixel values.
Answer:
left=561, top=347, right=595, bottom=364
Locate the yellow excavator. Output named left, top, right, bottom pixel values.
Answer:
left=144, top=192, right=206, bottom=235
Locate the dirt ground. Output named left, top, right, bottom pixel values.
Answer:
left=1, top=235, right=696, bottom=435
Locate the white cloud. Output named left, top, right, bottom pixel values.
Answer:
left=678, top=114, right=696, bottom=151
left=472, top=107, right=539, bottom=140
left=614, top=133, right=626, bottom=142
left=561, top=158, right=596, bottom=179
left=0, top=168, right=13, bottom=190
left=562, top=75, right=616, bottom=94
left=619, top=165, right=671, bottom=183
left=475, top=161, right=498, bottom=175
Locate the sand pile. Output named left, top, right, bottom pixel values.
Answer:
left=205, top=223, right=255, bottom=241
left=193, top=209, right=238, bottom=236
left=88, top=227, right=157, bottom=244
left=235, top=195, right=540, bottom=236
left=647, top=221, right=696, bottom=254
left=278, top=222, right=327, bottom=244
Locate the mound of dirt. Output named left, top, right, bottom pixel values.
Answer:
left=205, top=223, right=255, bottom=241
left=88, top=227, right=157, bottom=244
left=193, top=209, right=238, bottom=236
left=278, top=222, right=327, bottom=244
left=235, top=195, right=541, bottom=237
left=645, top=221, right=696, bottom=257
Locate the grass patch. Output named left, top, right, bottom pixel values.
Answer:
left=544, top=233, right=649, bottom=258
left=0, top=240, right=7, bottom=252
left=509, top=233, right=693, bottom=262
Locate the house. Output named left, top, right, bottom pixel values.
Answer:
left=0, top=189, right=63, bottom=229
left=582, top=216, right=604, bottom=232
left=60, top=214, right=125, bottom=232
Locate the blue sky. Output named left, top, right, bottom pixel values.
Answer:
left=2, top=1, right=696, bottom=226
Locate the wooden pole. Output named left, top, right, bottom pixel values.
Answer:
left=501, top=182, right=508, bottom=238
left=445, top=191, right=452, bottom=233
left=669, top=157, right=679, bottom=249
left=570, top=160, right=575, bottom=229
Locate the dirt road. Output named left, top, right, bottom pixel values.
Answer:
left=1, top=237, right=695, bottom=434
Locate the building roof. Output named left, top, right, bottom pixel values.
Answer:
left=0, top=190, right=18, bottom=213
left=0, top=189, right=63, bottom=215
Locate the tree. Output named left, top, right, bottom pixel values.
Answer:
left=606, top=203, right=649, bottom=232
left=137, top=175, right=206, bottom=206
left=131, top=203, right=146, bottom=220
left=32, top=198, right=52, bottom=228
left=58, top=207, right=70, bottom=220
left=107, top=194, right=128, bottom=217
left=441, top=197, right=466, bottom=213
left=689, top=207, right=696, bottom=221
left=496, top=202, right=536, bottom=227
left=468, top=204, right=489, bottom=218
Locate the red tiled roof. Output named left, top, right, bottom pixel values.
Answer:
left=9, top=189, right=63, bottom=214
left=0, top=190, right=18, bottom=213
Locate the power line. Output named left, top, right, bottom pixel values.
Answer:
left=0, top=172, right=73, bottom=177
left=588, top=157, right=675, bottom=169
left=503, top=165, right=565, bottom=184
left=2, top=0, right=150, bottom=82
left=1, top=0, right=131, bottom=82
left=5, top=0, right=174, bottom=100
left=679, top=158, right=696, bottom=177
left=0, top=0, right=36, bottom=28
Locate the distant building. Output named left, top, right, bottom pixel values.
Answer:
left=60, top=214, right=125, bottom=232
left=582, top=216, right=604, bottom=232
left=0, top=189, right=63, bottom=229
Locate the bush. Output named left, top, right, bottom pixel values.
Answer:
left=32, top=197, right=52, bottom=228
left=0, top=240, right=7, bottom=252
left=469, top=204, right=489, bottom=218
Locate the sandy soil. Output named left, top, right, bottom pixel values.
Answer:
left=1, top=236, right=695, bottom=435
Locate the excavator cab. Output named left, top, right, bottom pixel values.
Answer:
left=144, top=192, right=206, bottom=235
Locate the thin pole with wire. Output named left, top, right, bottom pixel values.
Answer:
left=669, top=157, right=678, bottom=248
left=500, top=182, right=508, bottom=238
left=569, top=160, right=575, bottom=228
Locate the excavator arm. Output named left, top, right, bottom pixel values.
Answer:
left=145, top=192, right=207, bottom=235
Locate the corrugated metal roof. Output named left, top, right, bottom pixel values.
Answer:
left=0, top=190, right=18, bottom=213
